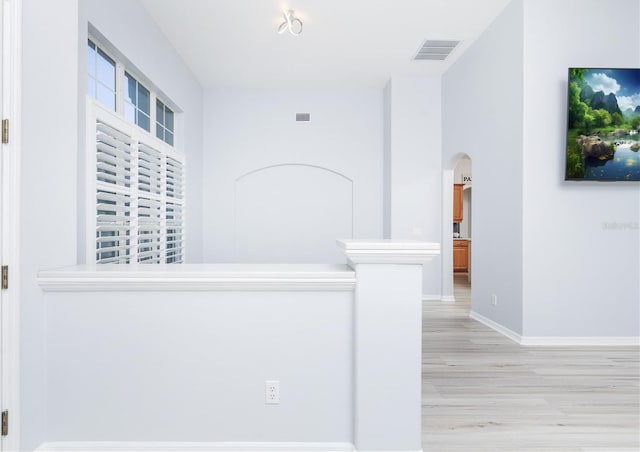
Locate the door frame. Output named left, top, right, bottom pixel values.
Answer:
left=441, top=152, right=471, bottom=302
left=1, top=0, right=22, bottom=450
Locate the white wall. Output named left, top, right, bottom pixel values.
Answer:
left=521, top=0, right=640, bottom=337
left=45, top=290, right=353, bottom=442
left=235, top=164, right=354, bottom=263
left=21, top=0, right=79, bottom=449
left=80, top=0, right=204, bottom=262
left=19, top=0, right=204, bottom=447
left=202, top=89, right=383, bottom=263
left=443, top=0, right=525, bottom=333
left=385, top=77, right=443, bottom=297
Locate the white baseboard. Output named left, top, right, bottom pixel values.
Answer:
left=35, top=442, right=355, bottom=452
left=469, top=311, right=640, bottom=347
left=422, top=294, right=456, bottom=302
left=421, top=294, right=441, bottom=301
left=469, top=311, right=522, bottom=344
left=520, top=336, right=640, bottom=346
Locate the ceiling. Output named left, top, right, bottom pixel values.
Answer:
left=139, top=0, right=512, bottom=90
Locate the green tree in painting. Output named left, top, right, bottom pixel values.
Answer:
left=583, top=112, right=595, bottom=132
left=592, top=109, right=612, bottom=128
left=631, top=115, right=640, bottom=130
left=570, top=68, right=587, bottom=81
left=568, top=81, right=589, bottom=128
left=611, top=112, right=624, bottom=127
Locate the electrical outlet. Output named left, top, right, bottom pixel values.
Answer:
left=491, top=294, right=498, bottom=306
left=265, top=380, right=280, bottom=405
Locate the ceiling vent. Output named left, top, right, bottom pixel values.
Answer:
left=413, top=40, right=460, bottom=61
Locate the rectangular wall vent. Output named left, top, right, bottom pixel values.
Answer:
left=413, top=40, right=460, bottom=61
left=296, top=113, right=310, bottom=122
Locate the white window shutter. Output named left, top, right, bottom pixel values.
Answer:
left=166, top=156, right=185, bottom=263
left=89, top=100, right=186, bottom=264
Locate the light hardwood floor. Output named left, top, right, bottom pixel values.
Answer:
left=422, top=275, right=640, bottom=451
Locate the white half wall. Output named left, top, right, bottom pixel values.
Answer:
left=44, top=290, right=353, bottom=443
left=202, top=89, right=383, bottom=263
left=521, top=0, right=640, bottom=337
left=442, top=0, right=524, bottom=333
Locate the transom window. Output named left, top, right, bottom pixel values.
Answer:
left=125, top=72, right=151, bottom=132
left=87, top=39, right=176, bottom=147
left=156, top=100, right=174, bottom=146
left=87, top=40, right=116, bottom=110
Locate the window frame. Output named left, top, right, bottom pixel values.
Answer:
left=87, top=38, right=177, bottom=147
left=155, top=98, right=175, bottom=146
left=87, top=40, right=117, bottom=111
left=124, top=71, right=152, bottom=132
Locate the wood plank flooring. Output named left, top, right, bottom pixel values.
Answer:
left=422, top=275, right=640, bottom=451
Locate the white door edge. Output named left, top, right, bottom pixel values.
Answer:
left=1, top=0, right=22, bottom=450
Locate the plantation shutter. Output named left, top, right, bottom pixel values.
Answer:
left=88, top=99, right=186, bottom=264
left=166, top=157, right=185, bottom=263
left=95, top=121, right=134, bottom=263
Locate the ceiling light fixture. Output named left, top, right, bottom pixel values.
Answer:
left=277, top=10, right=303, bottom=36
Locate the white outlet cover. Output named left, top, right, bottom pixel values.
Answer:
left=265, top=380, right=280, bottom=405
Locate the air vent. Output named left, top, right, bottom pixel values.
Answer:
left=296, top=113, right=310, bottom=122
left=413, top=40, right=460, bottom=61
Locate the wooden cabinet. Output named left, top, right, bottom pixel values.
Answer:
left=453, top=239, right=469, bottom=273
left=453, top=184, right=464, bottom=223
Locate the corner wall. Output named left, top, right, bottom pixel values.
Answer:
left=21, top=0, right=79, bottom=449
left=385, top=77, right=443, bottom=297
left=442, top=0, right=525, bottom=334
left=521, top=0, right=640, bottom=338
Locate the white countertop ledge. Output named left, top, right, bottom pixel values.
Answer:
left=37, top=264, right=356, bottom=292
left=337, top=239, right=440, bottom=265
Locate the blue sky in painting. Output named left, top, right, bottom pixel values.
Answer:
left=584, top=68, right=640, bottom=112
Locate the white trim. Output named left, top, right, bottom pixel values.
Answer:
left=440, top=295, right=456, bottom=302
left=421, top=294, right=442, bottom=301
left=471, top=312, right=640, bottom=347
left=337, top=240, right=440, bottom=265
left=469, top=310, right=522, bottom=344
left=35, top=442, right=355, bottom=452
left=1, top=0, right=21, bottom=450
left=520, top=336, right=640, bottom=347
left=358, top=450, right=422, bottom=452
left=37, top=264, right=356, bottom=292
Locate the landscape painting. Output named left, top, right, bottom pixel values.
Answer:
left=566, top=68, right=640, bottom=181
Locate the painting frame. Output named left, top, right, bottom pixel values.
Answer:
left=565, top=67, right=640, bottom=182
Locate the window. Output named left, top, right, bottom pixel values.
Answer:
left=90, top=102, right=185, bottom=264
left=87, top=39, right=176, bottom=146
left=156, top=99, right=174, bottom=146
left=87, top=40, right=116, bottom=111
left=125, top=72, right=151, bottom=132
left=87, top=37, right=184, bottom=264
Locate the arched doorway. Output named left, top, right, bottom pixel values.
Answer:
left=441, top=153, right=472, bottom=301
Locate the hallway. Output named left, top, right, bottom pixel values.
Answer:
left=422, top=276, right=640, bottom=451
